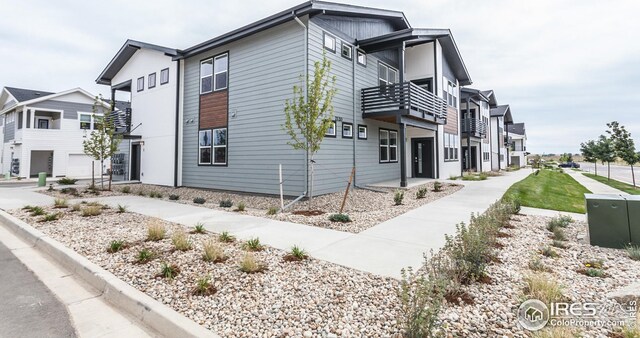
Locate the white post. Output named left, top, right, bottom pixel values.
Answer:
left=279, top=164, right=284, bottom=210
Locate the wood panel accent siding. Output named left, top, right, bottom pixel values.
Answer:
left=444, top=107, right=458, bottom=134
left=199, top=91, right=228, bottom=129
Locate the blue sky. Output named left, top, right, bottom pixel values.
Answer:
left=1, top=0, right=639, bottom=154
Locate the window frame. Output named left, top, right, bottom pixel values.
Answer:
left=444, top=133, right=459, bottom=162
left=357, top=50, right=367, bottom=67
left=378, top=61, right=398, bottom=86
left=137, top=77, right=144, bottom=92
left=160, top=68, right=169, bottom=85
left=341, top=43, right=352, bottom=60
left=379, top=128, right=398, bottom=163
left=342, top=122, right=353, bottom=139
left=79, top=113, right=93, bottom=130
left=148, top=72, right=156, bottom=89
left=199, top=58, right=214, bottom=94
left=325, top=120, right=336, bottom=138
left=323, top=32, right=336, bottom=53
left=198, top=129, right=213, bottom=165
left=357, top=124, right=368, bottom=140
left=213, top=53, right=229, bottom=91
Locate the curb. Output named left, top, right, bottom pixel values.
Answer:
left=0, top=210, right=218, bottom=338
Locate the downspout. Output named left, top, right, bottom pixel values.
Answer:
left=173, top=59, right=181, bottom=187
left=293, top=12, right=309, bottom=199
left=505, top=122, right=510, bottom=168
left=353, top=44, right=358, bottom=186
left=496, top=117, right=501, bottom=170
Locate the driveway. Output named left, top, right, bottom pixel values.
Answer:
left=0, top=240, right=76, bottom=338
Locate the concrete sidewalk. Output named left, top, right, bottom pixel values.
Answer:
left=566, top=169, right=627, bottom=195
left=0, top=170, right=529, bottom=279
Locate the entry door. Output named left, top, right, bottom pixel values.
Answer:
left=412, top=138, right=434, bottom=178
left=130, top=144, right=141, bottom=181
left=470, top=146, right=478, bottom=171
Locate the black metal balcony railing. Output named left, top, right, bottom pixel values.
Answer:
left=461, top=118, right=487, bottom=137
left=361, top=82, right=448, bottom=122
left=109, top=108, right=132, bottom=134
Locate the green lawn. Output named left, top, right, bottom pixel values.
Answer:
left=583, top=173, right=640, bottom=195
left=504, top=169, right=592, bottom=213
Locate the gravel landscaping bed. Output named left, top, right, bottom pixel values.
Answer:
left=41, top=181, right=462, bottom=233
left=11, top=205, right=401, bottom=337
left=437, top=214, right=640, bottom=337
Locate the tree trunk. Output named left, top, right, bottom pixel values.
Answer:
left=100, top=160, right=104, bottom=190
left=309, top=156, right=314, bottom=210
left=108, top=160, right=113, bottom=191
left=91, top=160, right=95, bottom=188
left=594, top=161, right=597, bottom=176
left=632, top=164, right=637, bottom=188
left=607, top=162, right=610, bottom=180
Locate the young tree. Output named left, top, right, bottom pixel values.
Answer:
left=580, top=140, right=598, bottom=176
left=83, top=96, right=122, bottom=190
left=595, top=135, right=615, bottom=180
left=607, top=121, right=639, bottom=187
left=282, top=55, right=337, bottom=206
left=559, top=153, right=573, bottom=163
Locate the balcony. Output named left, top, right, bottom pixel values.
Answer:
left=109, top=108, right=132, bottom=134
left=361, top=82, right=447, bottom=124
left=461, top=118, right=487, bottom=138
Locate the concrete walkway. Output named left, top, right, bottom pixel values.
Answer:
left=0, top=170, right=529, bottom=279
left=565, top=169, right=627, bottom=195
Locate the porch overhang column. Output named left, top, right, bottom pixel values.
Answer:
left=505, top=123, right=510, bottom=167
left=466, top=97, right=471, bottom=171
left=399, top=43, right=407, bottom=188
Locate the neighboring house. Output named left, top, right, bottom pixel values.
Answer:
left=0, top=87, right=108, bottom=178
left=96, top=40, right=180, bottom=186
left=489, top=104, right=513, bottom=170
left=507, top=122, right=527, bottom=168
left=172, top=1, right=471, bottom=196
left=459, top=88, right=496, bottom=172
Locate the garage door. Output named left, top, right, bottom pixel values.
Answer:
left=67, top=154, right=95, bottom=178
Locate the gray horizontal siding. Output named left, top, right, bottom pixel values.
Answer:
left=4, top=121, right=14, bottom=142
left=29, top=100, right=102, bottom=119
left=181, top=20, right=307, bottom=196
left=313, top=15, right=396, bottom=41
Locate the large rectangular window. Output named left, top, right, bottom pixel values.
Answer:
left=212, top=128, right=227, bottom=165
left=379, top=129, right=398, bottom=163
left=79, top=113, right=101, bottom=130
left=80, top=114, right=92, bottom=130
left=199, top=130, right=212, bottom=164
left=444, top=133, right=459, bottom=161
left=444, top=80, right=457, bottom=108
left=214, top=54, right=228, bottom=91
left=378, top=62, right=398, bottom=86
left=200, top=59, right=213, bottom=94
left=199, top=128, right=227, bottom=165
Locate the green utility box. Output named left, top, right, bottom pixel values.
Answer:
left=624, top=195, right=640, bottom=245
left=585, top=194, right=630, bottom=248
left=37, top=172, right=47, bottom=187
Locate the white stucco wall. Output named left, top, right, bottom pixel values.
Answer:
left=111, top=48, right=178, bottom=186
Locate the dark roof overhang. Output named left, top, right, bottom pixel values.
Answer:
left=490, top=105, right=513, bottom=124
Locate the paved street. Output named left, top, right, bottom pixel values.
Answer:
left=0, top=241, right=76, bottom=338
left=579, top=162, right=639, bottom=186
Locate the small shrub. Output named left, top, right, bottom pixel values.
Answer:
left=610, top=325, right=640, bottom=338
left=394, top=190, right=404, bottom=206
left=54, top=198, right=68, bottom=209
left=41, top=213, right=61, bottom=222
left=547, top=215, right=573, bottom=231
left=432, top=181, right=443, bottom=192
left=523, top=273, right=565, bottom=305
left=218, top=231, right=235, bottom=243
left=30, top=206, right=46, bottom=216
left=583, top=259, right=604, bottom=269
left=238, top=253, right=265, bottom=273
left=398, top=265, right=447, bottom=337
left=48, top=184, right=54, bottom=192
left=552, top=227, right=567, bottom=241
left=193, top=197, right=206, bottom=204
left=149, top=191, right=163, bottom=198
left=243, top=237, right=263, bottom=251
left=540, top=246, right=559, bottom=258
left=22, top=205, right=34, bottom=211
left=117, top=204, right=128, bottom=213
left=416, top=187, right=428, bottom=199
left=235, top=201, right=246, bottom=212
left=528, top=256, right=548, bottom=272
left=147, top=221, right=166, bottom=241
left=60, top=187, right=79, bottom=196
left=107, top=240, right=126, bottom=253
left=169, top=194, right=179, bottom=201
left=171, top=230, right=192, bottom=251
left=193, top=275, right=216, bottom=296
left=328, top=213, right=351, bottom=223
left=532, top=327, right=580, bottom=338
left=267, top=207, right=278, bottom=215
left=58, top=177, right=78, bottom=185
left=136, top=248, right=155, bottom=263
left=120, top=186, right=131, bottom=194
left=449, top=175, right=459, bottom=180
left=552, top=240, right=568, bottom=249
left=193, top=223, right=206, bottom=234
left=202, top=240, right=226, bottom=263
left=626, top=245, right=640, bottom=261
left=444, top=222, right=493, bottom=284
left=159, top=262, right=179, bottom=279
left=284, top=245, right=308, bottom=262
left=219, top=199, right=233, bottom=208
left=137, top=190, right=146, bottom=196
left=581, top=267, right=606, bottom=278
left=81, top=206, right=102, bottom=217
left=71, top=204, right=82, bottom=212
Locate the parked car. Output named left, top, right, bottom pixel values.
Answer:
left=558, top=162, right=580, bottom=168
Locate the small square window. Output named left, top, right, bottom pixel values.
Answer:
left=341, top=43, right=352, bottom=60
left=160, top=68, right=169, bottom=85
left=325, top=120, right=336, bottom=137
left=357, top=50, right=366, bottom=66
left=323, top=33, right=336, bottom=52
left=148, top=73, right=156, bottom=89
left=342, top=122, right=353, bottom=138
left=137, top=77, right=144, bottom=92
left=357, top=125, right=367, bottom=140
